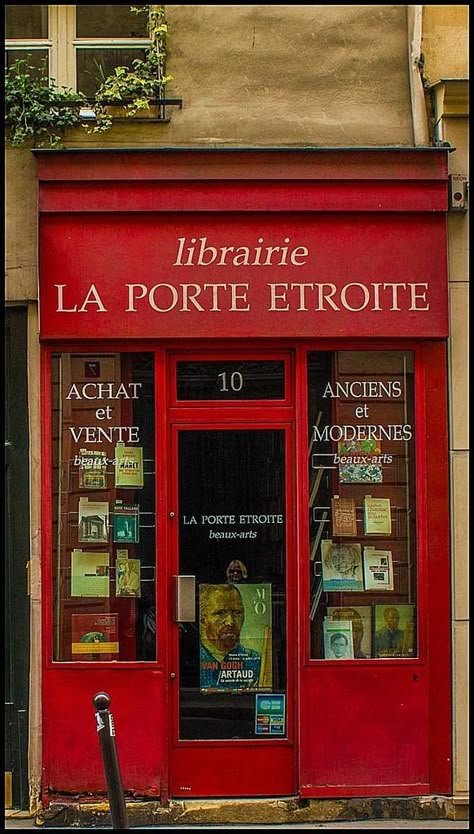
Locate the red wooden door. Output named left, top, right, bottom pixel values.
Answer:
left=168, top=408, right=297, bottom=796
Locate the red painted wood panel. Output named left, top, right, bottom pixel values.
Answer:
left=38, top=180, right=447, bottom=213
left=34, top=148, right=449, bottom=183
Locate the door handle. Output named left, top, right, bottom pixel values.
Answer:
left=174, top=575, right=196, bottom=622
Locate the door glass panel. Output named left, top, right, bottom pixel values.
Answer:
left=176, top=361, right=285, bottom=400
left=178, top=429, right=286, bottom=739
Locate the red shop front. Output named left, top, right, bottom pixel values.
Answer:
left=36, top=148, right=451, bottom=804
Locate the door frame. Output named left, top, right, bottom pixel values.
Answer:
left=166, top=352, right=298, bottom=798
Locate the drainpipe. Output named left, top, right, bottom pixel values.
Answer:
left=407, top=5, right=430, bottom=146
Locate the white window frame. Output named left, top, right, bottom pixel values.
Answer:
left=5, top=5, right=152, bottom=92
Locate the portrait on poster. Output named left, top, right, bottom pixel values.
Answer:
left=199, top=582, right=272, bottom=693
left=321, top=540, right=363, bottom=591
left=373, top=603, right=415, bottom=658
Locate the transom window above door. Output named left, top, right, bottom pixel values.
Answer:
left=5, top=5, right=151, bottom=96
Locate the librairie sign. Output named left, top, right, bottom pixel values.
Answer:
left=39, top=213, right=448, bottom=339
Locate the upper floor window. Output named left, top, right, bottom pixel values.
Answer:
left=5, top=4, right=151, bottom=96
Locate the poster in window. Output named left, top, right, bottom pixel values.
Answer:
left=323, top=617, right=354, bottom=660
left=321, top=540, right=363, bottom=591
left=331, top=495, right=357, bottom=537
left=78, top=449, right=108, bottom=490
left=363, top=547, right=394, bottom=590
left=338, top=438, right=383, bottom=484
left=78, top=497, right=109, bottom=543
left=199, top=583, right=272, bottom=693
left=71, top=549, right=110, bottom=597
left=115, top=443, right=144, bottom=488
left=363, top=496, right=392, bottom=535
left=71, top=613, right=119, bottom=660
left=373, top=603, right=415, bottom=658
left=113, top=501, right=140, bottom=543
left=115, top=556, right=141, bottom=598
left=327, top=605, right=372, bottom=658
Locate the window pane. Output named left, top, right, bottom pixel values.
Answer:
left=5, top=49, right=49, bottom=79
left=178, top=430, right=287, bottom=739
left=308, top=350, right=417, bottom=661
left=5, top=5, right=48, bottom=39
left=76, top=47, right=147, bottom=97
left=51, top=353, right=156, bottom=663
left=76, top=5, right=149, bottom=38
left=176, top=361, right=285, bottom=400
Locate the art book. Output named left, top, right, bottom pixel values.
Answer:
left=331, top=495, right=357, bottom=537
left=71, top=550, right=110, bottom=597
left=323, top=617, right=354, bottom=660
left=115, top=556, right=141, bottom=597
left=71, top=613, right=119, bottom=660
left=78, top=497, right=109, bottom=543
left=113, top=501, right=140, bottom=543
left=338, top=438, right=383, bottom=484
left=321, top=539, right=363, bottom=591
left=115, top=443, right=144, bottom=488
left=373, top=603, right=415, bottom=658
left=78, top=448, right=107, bottom=490
left=199, top=583, right=272, bottom=694
left=363, top=495, right=392, bottom=535
left=327, top=605, right=372, bottom=658
left=363, top=547, right=394, bottom=590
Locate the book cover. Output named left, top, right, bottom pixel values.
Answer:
left=373, top=603, right=415, bottom=658
left=71, top=613, right=119, bottom=660
left=363, top=547, right=394, bottom=590
left=199, top=583, right=272, bottom=693
left=321, top=539, right=363, bottom=591
left=327, top=605, right=372, bottom=658
left=78, top=497, right=109, bottom=543
left=78, top=448, right=108, bottom=490
left=71, top=550, right=110, bottom=597
left=115, top=443, right=144, bottom=488
left=331, top=495, right=357, bottom=537
left=115, top=556, right=141, bottom=597
left=323, top=617, right=354, bottom=660
left=338, top=438, right=383, bottom=484
left=113, top=501, right=140, bottom=543
left=363, top=495, right=392, bottom=535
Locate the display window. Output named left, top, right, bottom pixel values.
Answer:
left=51, top=351, right=156, bottom=662
left=307, top=350, right=417, bottom=661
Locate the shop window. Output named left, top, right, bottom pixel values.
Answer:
left=307, top=351, right=417, bottom=661
left=51, top=352, right=156, bottom=662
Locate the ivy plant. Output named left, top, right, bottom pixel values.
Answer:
left=86, top=5, right=172, bottom=134
left=5, top=58, right=83, bottom=148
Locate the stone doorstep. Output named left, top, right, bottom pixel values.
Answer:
left=34, top=796, right=468, bottom=827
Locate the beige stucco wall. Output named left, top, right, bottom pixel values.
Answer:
left=5, top=148, right=38, bottom=302
left=422, top=5, right=469, bottom=81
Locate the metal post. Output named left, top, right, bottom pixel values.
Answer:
left=93, top=692, right=129, bottom=829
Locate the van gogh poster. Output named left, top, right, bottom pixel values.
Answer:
left=199, top=583, right=272, bottom=693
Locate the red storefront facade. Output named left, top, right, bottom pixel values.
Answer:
left=36, top=148, right=452, bottom=804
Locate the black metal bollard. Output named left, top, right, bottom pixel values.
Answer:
left=93, top=692, right=129, bottom=830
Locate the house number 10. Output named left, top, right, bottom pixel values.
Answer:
left=218, top=371, right=243, bottom=392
